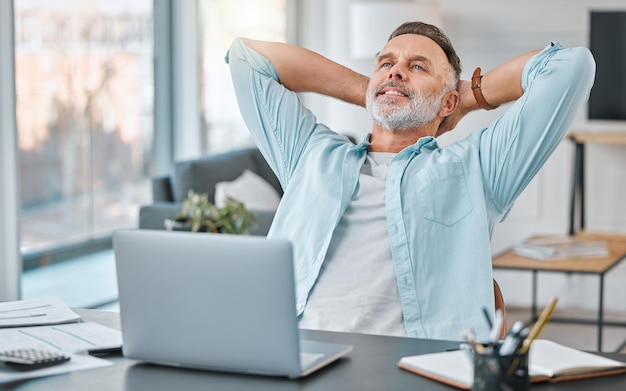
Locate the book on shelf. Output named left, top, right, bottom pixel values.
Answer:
left=398, top=339, right=626, bottom=390
left=512, top=235, right=609, bottom=260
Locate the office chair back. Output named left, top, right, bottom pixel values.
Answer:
left=493, top=279, right=507, bottom=339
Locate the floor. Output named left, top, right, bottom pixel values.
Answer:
left=22, top=249, right=626, bottom=353
left=506, top=306, right=626, bottom=353
left=22, top=249, right=119, bottom=311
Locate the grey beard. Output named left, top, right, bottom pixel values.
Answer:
left=366, top=83, right=442, bottom=131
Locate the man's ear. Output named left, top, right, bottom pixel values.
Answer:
left=438, top=90, right=459, bottom=118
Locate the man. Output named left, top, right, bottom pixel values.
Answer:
left=226, top=22, right=595, bottom=340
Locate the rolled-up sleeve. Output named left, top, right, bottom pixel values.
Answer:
left=479, top=42, right=596, bottom=214
left=226, top=38, right=319, bottom=188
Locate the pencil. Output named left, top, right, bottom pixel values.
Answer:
left=520, top=297, right=558, bottom=353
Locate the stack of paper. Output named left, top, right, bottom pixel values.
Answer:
left=512, top=236, right=609, bottom=261
left=0, top=296, right=122, bottom=384
left=0, top=296, right=81, bottom=327
left=0, top=322, right=123, bottom=354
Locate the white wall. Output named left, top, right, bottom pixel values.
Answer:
left=298, top=0, right=626, bottom=311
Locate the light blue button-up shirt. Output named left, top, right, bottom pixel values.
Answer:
left=226, top=38, right=595, bottom=341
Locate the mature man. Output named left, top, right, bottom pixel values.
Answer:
left=226, top=22, right=595, bottom=341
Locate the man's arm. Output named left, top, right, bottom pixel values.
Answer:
left=241, top=38, right=369, bottom=107
left=476, top=43, right=595, bottom=212
left=438, top=50, right=541, bottom=135
left=470, top=50, right=542, bottom=109
left=242, top=38, right=537, bottom=136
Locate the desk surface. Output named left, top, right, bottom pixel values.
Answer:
left=493, top=232, right=626, bottom=273
left=4, top=309, right=626, bottom=390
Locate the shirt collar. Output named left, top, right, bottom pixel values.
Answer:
left=361, top=134, right=439, bottom=154
left=410, top=136, right=438, bottom=152
left=355, top=134, right=371, bottom=152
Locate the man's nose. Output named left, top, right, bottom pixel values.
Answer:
left=387, top=64, right=405, bottom=80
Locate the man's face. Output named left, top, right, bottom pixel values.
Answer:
left=366, top=34, right=452, bottom=132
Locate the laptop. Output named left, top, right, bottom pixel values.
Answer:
left=112, top=229, right=352, bottom=378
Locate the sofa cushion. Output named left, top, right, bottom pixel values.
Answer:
left=251, top=149, right=283, bottom=197
left=215, top=169, right=281, bottom=210
left=138, top=202, right=183, bottom=230
left=151, top=175, right=174, bottom=202
left=172, top=149, right=259, bottom=203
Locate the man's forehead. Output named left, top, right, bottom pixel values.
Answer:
left=382, top=33, right=446, bottom=58
left=376, top=51, right=433, bottom=68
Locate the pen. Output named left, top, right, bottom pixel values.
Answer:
left=498, top=321, right=523, bottom=355
left=461, top=328, right=485, bottom=354
left=482, top=307, right=493, bottom=330
left=512, top=327, right=530, bottom=353
left=488, top=309, right=503, bottom=344
left=504, top=327, right=530, bottom=376
left=520, top=297, right=558, bottom=354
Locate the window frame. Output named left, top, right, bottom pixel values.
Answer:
left=0, top=0, right=21, bottom=301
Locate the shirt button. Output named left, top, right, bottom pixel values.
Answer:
left=317, top=253, right=324, bottom=262
left=296, top=303, right=303, bottom=311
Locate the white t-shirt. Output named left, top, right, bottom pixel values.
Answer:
left=299, top=152, right=406, bottom=336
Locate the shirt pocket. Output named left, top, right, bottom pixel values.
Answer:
left=415, top=162, right=473, bottom=227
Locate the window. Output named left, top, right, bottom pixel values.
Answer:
left=14, top=0, right=292, bottom=268
left=197, top=0, right=288, bottom=154
left=14, top=1, right=154, bottom=260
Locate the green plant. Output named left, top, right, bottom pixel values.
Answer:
left=173, top=190, right=256, bottom=234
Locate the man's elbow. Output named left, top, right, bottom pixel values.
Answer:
left=568, top=46, right=596, bottom=95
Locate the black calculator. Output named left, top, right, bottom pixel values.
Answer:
left=0, top=348, right=71, bottom=371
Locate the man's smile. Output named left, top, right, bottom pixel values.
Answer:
left=376, top=83, right=411, bottom=99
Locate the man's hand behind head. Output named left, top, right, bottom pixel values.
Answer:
left=436, top=80, right=474, bottom=137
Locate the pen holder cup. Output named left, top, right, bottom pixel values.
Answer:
left=472, top=348, right=529, bottom=391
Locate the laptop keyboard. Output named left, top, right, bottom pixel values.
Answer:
left=300, top=352, right=324, bottom=368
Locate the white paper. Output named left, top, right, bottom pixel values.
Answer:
left=0, top=322, right=122, bottom=353
left=0, top=353, right=111, bottom=384
left=0, top=296, right=81, bottom=327
left=529, top=339, right=626, bottom=377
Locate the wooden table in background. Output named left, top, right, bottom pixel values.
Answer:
left=493, top=232, right=626, bottom=352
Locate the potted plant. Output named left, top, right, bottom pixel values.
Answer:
left=164, top=190, right=256, bottom=234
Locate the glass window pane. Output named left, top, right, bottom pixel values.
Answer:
left=198, top=0, right=286, bottom=154
left=14, top=1, right=154, bottom=256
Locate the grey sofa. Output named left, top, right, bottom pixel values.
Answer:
left=138, top=147, right=282, bottom=236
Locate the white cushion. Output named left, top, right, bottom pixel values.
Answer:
left=214, top=169, right=281, bottom=210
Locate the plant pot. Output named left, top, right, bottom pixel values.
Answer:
left=164, top=218, right=211, bottom=232
left=164, top=218, right=191, bottom=231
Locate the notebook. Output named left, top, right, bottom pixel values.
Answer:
left=112, top=229, right=352, bottom=378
